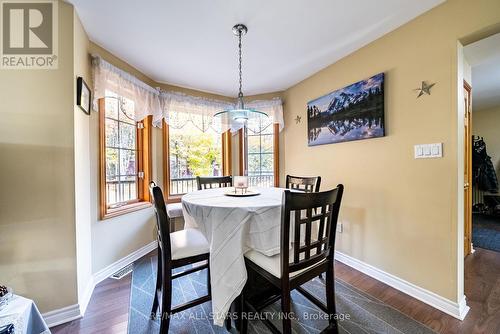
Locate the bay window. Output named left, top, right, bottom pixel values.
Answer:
left=160, top=93, right=283, bottom=199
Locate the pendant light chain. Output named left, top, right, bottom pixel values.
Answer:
left=213, top=24, right=267, bottom=125
left=238, top=29, right=243, bottom=98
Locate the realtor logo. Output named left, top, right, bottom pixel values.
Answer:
left=1, top=0, right=58, bottom=69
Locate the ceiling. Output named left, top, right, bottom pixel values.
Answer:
left=464, top=33, right=500, bottom=111
left=69, top=0, right=444, bottom=97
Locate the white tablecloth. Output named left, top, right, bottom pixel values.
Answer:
left=182, top=187, right=284, bottom=326
left=0, top=295, right=50, bottom=334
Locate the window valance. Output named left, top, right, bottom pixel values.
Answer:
left=245, top=98, right=284, bottom=133
left=159, top=90, right=234, bottom=132
left=91, top=55, right=284, bottom=132
left=91, top=55, right=162, bottom=125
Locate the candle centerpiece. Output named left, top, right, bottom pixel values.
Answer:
left=233, top=176, right=248, bottom=194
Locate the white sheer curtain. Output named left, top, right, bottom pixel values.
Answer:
left=91, top=54, right=285, bottom=132
left=92, top=55, right=162, bottom=125
left=159, top=90, right=234, bottom=132
left=160, top=91, right=284, bottom=134
left=245, top=97, right=284, bottom=132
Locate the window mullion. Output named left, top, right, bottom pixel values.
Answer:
left=117, top=115, right=122, bottom=204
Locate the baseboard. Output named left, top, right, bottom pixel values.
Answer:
left=43, top=241, right=157, bottom=328
left=78, top=276, right=95, bottom=316
left=93, top=241, right=157, bottom=285
left=457, top=295, right=470, bottom=320
left=335, top=251, right=470, bottom=320
left=43, top=304, right=81, bottom=328
left=44, top=244, right=468, bottom=327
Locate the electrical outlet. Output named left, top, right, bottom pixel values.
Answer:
left=336, top=222, right=343, bottom=233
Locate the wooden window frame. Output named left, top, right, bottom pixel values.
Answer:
left=238, top=128, right=245, bottom=176
left=239, top=123, right=280, bottom=187
left=162, top=121, right=232, bottom=203
left=99, top=98, right=152, bottom=220
left=222, top=130, right=232, bottom=176
left=273, top=123, right=280, bottom=187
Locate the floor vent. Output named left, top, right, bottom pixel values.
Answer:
left=111, top=264, right=133, bottom=280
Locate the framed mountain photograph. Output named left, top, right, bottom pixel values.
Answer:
left=307, top=73, right=385, bottom=146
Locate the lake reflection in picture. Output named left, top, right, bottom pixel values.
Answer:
left=307, top=73, right=385, bottom=146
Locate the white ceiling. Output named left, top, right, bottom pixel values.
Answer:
left=69, top=0, right=444, bottom=97
left=464, top=33, right=500, bottom=111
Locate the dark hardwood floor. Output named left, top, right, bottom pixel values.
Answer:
left=52, top=275, right=132, bottom=334
left=52, top=248, right=500, bottom=334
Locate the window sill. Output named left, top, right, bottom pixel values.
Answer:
left=101, top=201, right=152, bottom=220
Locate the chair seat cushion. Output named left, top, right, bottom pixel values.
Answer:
left=171, top=228, right=209, bottom=260
left=166, top=202, right=183, bottom=218
left=244, top=248, right=325, bottom=278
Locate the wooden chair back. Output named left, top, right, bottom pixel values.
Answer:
left=280, top=185, right=344, bottom=277
left=286, top=175, right=321, bottom=193
left=196, top=176, right=233, bottom=190
left=149, top=182, right=172, bottom=262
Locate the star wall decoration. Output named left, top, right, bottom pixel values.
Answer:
left=294, top=115, right=301, bottom=124
left=414, top=81, right=436, bottom=98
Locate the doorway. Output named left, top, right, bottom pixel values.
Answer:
left=464, top=33, right=500, bottom=255
left=455, top=33, right=500, bottom=332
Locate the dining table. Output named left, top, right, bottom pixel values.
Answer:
left=182, top=186, right=286, bottom=326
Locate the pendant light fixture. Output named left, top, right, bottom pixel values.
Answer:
left=214, top=24, right=267, bottom=122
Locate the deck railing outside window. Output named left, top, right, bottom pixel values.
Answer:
left=106, top=179, right=137, bottom=205
left=110, top=174, right=275, bottom=199
left=167, top=174, right=274, bottom=196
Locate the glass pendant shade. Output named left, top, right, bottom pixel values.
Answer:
left=215, top=96, right=267, bottom=124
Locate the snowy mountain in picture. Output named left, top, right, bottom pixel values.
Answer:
left=307, top=73, right=385, bottom=146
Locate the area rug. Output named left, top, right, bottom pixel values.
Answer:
left=128, top=255, right=436, bottom=334
left=473, top=213, right=500, bottom=252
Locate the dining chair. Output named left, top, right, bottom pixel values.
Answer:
left=149, top=182, right=231, bottom=332
left=240, top=185, right=344, bottom=334
left=286, top=175, right=321, bottom=193
left=286, top=175, right=323, bottom=278
left=196, top=175, right=233, bottom=190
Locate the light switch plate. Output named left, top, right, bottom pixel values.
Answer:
left=414, top=143, right=443, bottom=159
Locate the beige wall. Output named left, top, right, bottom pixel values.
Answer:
left=73, top=11, right=93, bottom=302
left=282, top=0, right=500, bottom=303
left=473, top=106, right=500, bottom=177
left=0, top=2, right=78, bottom=312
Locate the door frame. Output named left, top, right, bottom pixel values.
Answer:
left=455, top=41, right=470, bottom=319
left=463, top=81, right=473, bottom=256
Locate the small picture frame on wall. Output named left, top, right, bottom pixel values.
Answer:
left=77, top=77, right=91, bottom=115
